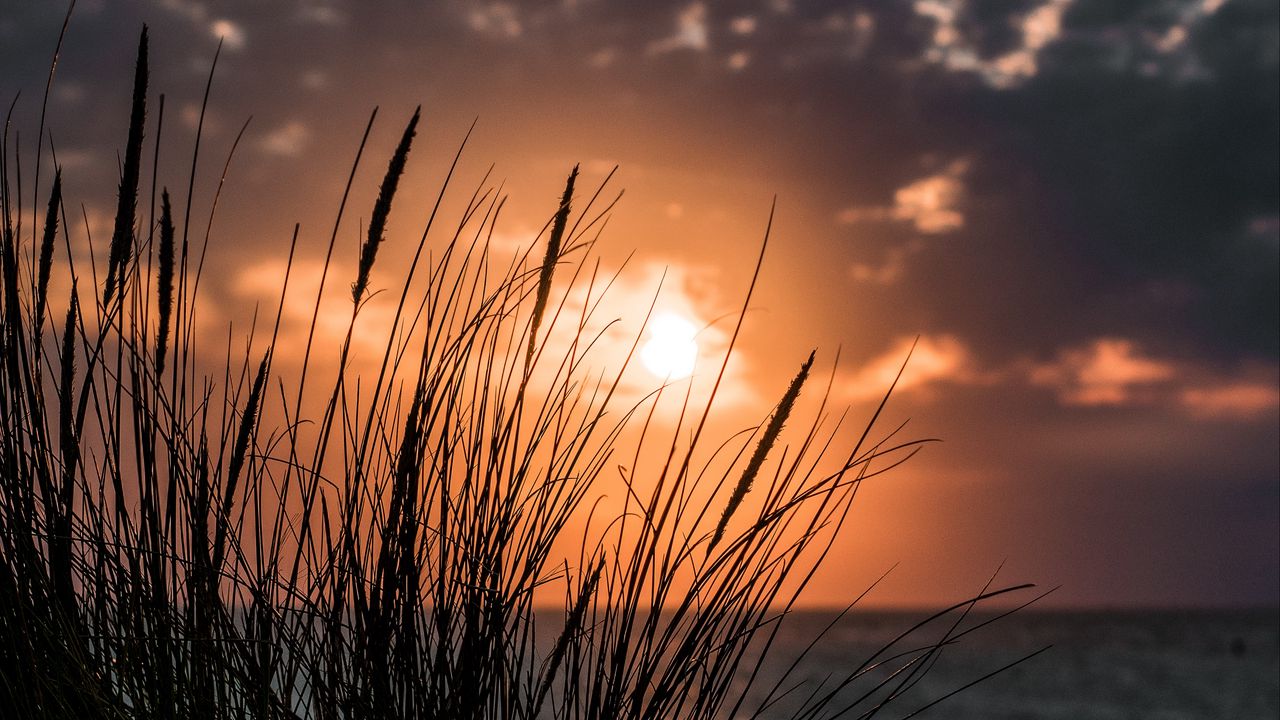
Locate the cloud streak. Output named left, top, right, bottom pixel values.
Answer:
left=1029, top=338, right=1177, bottom=407
left=1029, top=338, right=1279, bottom=421
left=837, top=160, right=968, bottom=234
left=842, top=334, right=984, bottom=402
left=258, top=121, right=311, bottom=157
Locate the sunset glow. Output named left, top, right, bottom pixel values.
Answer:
left=640, top=313, right=699, bottom=380
left=2, top=0, right=1275, bottom=613
left=0, top=5, right=1277, bottom=718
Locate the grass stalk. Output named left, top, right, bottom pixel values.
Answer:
left=0, top=20, right=1042, bottom=720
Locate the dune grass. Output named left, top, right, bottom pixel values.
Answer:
left=0, top=21, right=1043, bottom=720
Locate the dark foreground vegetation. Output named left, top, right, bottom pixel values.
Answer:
left=0, top=16, right=1043, bottom=720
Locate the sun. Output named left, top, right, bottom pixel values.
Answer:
left=640, top=313, right=699, bottom=380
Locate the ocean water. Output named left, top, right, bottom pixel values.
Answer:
left=727, top=609, right=1279, bottom=720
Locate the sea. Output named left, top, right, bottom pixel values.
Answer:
left=724, top=608, right=1279, bottom=720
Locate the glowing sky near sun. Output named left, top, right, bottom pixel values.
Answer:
left=641, top=313, right=700, bottom=379
left=1, top=0, right=1275, bottom=608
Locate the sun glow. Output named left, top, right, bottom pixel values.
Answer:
left=640, top=313, right=699, bottom=380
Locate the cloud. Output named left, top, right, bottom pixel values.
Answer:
left=836, top=159, right=967, bottom=234
left=893, top=161, right=967, bottom=232
left=1154, top=24, right=1190, bottom=54
left=209, top=18, right=247, bottom=50
left=729, top=16, right=757, bottom=36
left=820, top=10, right=876, bottom=59
left=179, top=102, right=223, bottom=133
left=649, top=2, right=709, bottom=54
left=158, top=0, right=247, bottom=52
left=238, top=245, right=752, bottom=419
left=1028, top=339, right=1278, bottom=421
left=300, top=70, right=329, bottom=90
left=849, top=242, right=921, bottom=285
left=158, top=0, right=208, bottom=23
left=1029, top=338, right=1177, bottom=406
left=1181, top=379, right=1280, bottom=421
left=769, top=0, right=794, bottom=15
left=295, top=3, right=348, bottom=27
left=482, top=223, right=539, bottom=257
left=1152, top=0, right=1230, bottom=55
left=51, top=148, right=97, bottom=172
left=1178, top=361, right=1280, bottom=421
left=842, top=334, right=981, bottom=401
left=258, top=121, right=311, bottom=157
left=53, top=82, right=86, bottom=105
left=588, top=47, right=619, bottom=68
left=232, top=257, right=400, bottom=363
left=1248, top=214, right=1280, bottom=244
left=915, top=0, right=1071, bottom=88
left=466, top=2, right=523, bottom=39
left=531, top=257, right=757, bottom=411
left=1137, top=0, right=1241, bottom=80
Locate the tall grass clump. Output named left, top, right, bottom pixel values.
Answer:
left=0, top=20, right=1045, bottom=720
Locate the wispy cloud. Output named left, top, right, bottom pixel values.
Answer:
left=841, top=333, right=1277, bottom=423
left=233, top=257, right=398, bottom=362
left=588, top=47, right=619, bottom=68
left=1180, top=376, right=1280, bottom=421
left=158, top=0, right=248, bottom=51
left=209, top=18, right=247, bottom=50
left=729, top=15, right=757, bottom=36
left=295, top=2, right=348, bottom=27
left=841, top=334, right=983, bottom=402
left=819, top=9, right=876, bottom=59
left=915, top=0, right=1071, bottom=88
left=837, top=159, right=968, bottom=234
left=300, top=70, right=329, bottom=90
left=534, top=258, right=757, bottom=411
left=726, top=51, right=751, bottom=71
left=849, top=242, right=921, bottom=285
left=1029, top=337, right=1177, bottom=406
left=893, top=160, right=967, bottom=232
left=649, top=2, right=709, bottom=54
left=50, top=148, right=97, bottom=172
left=466, top=2, right=523, bottom=39
left=1026, top=338, right=1279, bottom=421
left=179, top=102, right=221, bottom=133
left=158, top=0, right=208, bottom=23
left=258, top=121, right=311, bottom=157
left=1151, top=0, right=1229, bottom=54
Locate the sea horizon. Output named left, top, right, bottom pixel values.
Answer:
left=714, top=606, right=1279, bottom=719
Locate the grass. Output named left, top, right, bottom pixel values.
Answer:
left=0, top=18, right=1044, bottom=720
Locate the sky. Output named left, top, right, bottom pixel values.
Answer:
left=1, top=0, right=1276, bottom=608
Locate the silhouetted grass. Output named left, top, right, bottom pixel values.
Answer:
left=0, top=20, right=1044, bottom=720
